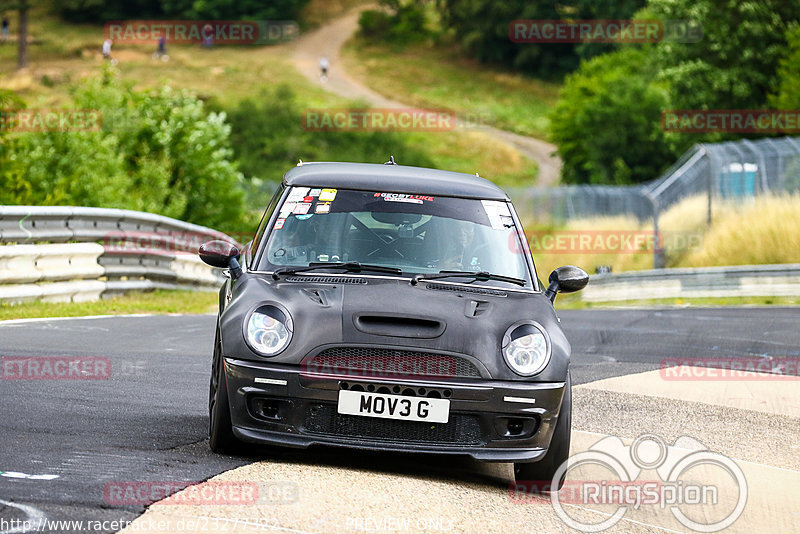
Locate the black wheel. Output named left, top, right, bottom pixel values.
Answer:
left=208, top=326, right=240, bottom=453
left=513, top=372, right=571, bottom=491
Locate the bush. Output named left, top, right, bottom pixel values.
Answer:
left=649, top=0, right=800, bottom=111
left=438, top=0, right=646, bottom=79
left=550, top=48, right=679, bottom=185
left=357, top=0, right=432, bottom=45
left=219, top=85, right=435, bottom=202
left=770, top=24, right=800, bottom=109
left=53, top=0, right=311, bottom=24
left=1, top=69, right=247, bottom=233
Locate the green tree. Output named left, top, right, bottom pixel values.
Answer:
left=74, top=73, right=246, bottom=231
left=358, top=0, right=432, bottom=45
left=2, top=69, right=247, bottom=233
left=438, top=0, right=646, bottom=79
left=0, top=89, right=26, bottom=198
left=650, top=0, right=800, bottom=110
left=221, top=85, right=435, bottom=200
left=550, top=48, right=678, bottom=184
left=769, top=24, right=800, bottom=109
left=53, top=0, right=310, bottom=24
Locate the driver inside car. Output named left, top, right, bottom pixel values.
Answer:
left=440, top=220, right=477, bottom=271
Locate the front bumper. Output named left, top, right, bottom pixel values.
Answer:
left=224, top=358, right=567, bottom=462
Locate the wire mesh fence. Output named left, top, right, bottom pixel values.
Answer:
left=508, top=136, right=800, bottom=268
left=509, top=136, right=800, bottom=225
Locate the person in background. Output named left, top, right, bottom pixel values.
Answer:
left=1, top=16, right=9, bottom=43
left=319, top=56, right=329, bottom=82
left=102, top=38, right=112, bottom=60
left=154, top=35, right=167, bottom=60
left=202, top=24, right=213, bottom=48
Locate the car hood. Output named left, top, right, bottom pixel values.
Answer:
left=219, top=273, right=570, bottom=382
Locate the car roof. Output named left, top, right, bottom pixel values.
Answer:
left=283, top=162, right=510, bottom=201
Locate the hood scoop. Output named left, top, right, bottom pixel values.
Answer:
left=353, top=314, right=445, bottom=339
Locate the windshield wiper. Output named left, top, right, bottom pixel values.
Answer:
left=411, top=270, right=527, bottom=287
left=272, top=261, right=402, bottom=280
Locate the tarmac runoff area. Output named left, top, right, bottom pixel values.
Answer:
left=120, top=366, right=800, bottom=534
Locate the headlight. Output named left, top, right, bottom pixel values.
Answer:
left=502, top=323, right=550, bottom=376
left=245, top=305, right=292, bottom=356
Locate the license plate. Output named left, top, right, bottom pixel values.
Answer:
left=337, top=390, right=450, bottom=423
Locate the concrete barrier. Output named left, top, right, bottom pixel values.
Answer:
left=583, top=264, right=800, bottom=302
left=0, top=206, right=239, bottom=303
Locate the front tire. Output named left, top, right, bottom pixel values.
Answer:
left=208, top=327, right=240, bottom=453
left=513, top=372, right=572, bottom=491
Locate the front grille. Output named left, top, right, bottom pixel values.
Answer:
left=302, top=404, right=483, bottom=445
left=307, top=347, right=483, bottom=379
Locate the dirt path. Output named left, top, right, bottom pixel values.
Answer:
left=289, top=9, right=563, bottom=186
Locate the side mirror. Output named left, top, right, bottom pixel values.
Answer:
left=199, top=240, right=242, bottom=279
left=544, top=265, right=589, bottom=303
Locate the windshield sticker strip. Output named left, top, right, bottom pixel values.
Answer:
left=273, top=218, right=286, bottom=230
left=373, top=192, right=435, bottom=204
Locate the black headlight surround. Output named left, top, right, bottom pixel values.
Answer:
left=242, top=302, right=294, bottom=358
left=501, top=320, right=552, bottom=377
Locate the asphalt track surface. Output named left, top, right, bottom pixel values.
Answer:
left=0, top=308, right=798, bottom=533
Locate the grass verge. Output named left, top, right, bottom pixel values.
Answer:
left=341, top=39, right=560, bottom=140
left=0, top=6, right=539, bottom=187
left=527, top=194, right=800, bottom=276
left=0, top=290, right=217, bottom=321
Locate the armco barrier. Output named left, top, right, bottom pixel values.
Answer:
left=583, top=264, right=800, bottom=302
left=0, top=206, right=238, bottom=303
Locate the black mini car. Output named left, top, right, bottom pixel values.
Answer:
left=199, top=161, right=588, bottom=486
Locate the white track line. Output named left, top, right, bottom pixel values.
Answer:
left=0, top=313, right=215, bottom=326
left=0, top=500, right=47, bottom=534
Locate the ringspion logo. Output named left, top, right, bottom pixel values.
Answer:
left=511, top=434, right=747, bottom=532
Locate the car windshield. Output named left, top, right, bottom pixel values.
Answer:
left=258, top=187, right=534, bottom=288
